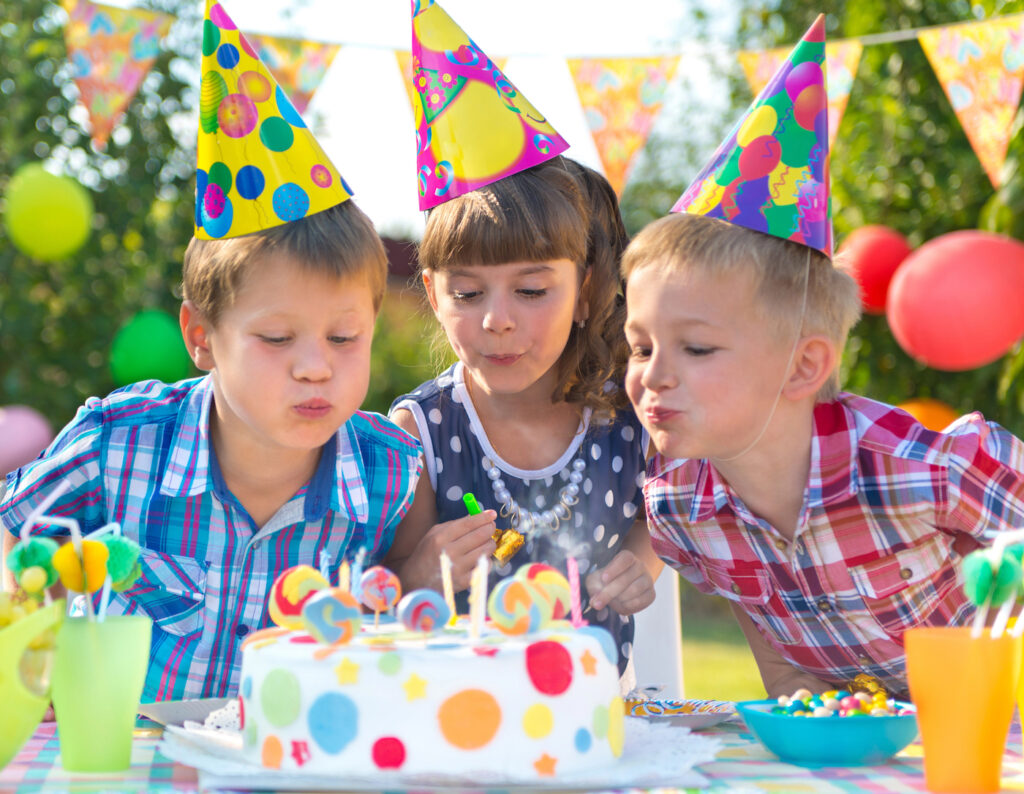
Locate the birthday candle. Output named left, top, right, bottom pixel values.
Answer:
left=350, top=546, right=367, bottom=601
left=439, top=550, right=456, bottom=624
left=469, top=555, right=488, bottom=640
left=338, top=560, right=351, bottom=593
left=567, top=557, right=584, bottom=628
left=318, top=550, right=330, bottom=583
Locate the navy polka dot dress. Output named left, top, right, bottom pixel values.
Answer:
left=391, top=362, right=648, bottom=678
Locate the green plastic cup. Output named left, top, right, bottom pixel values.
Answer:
left=51, top=615, right=151, bottom=772
left=0, top=600, right=64, bottom=770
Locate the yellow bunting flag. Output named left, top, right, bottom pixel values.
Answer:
left=738, top=40, right=862, bottom=149
left=62, top=0, right=173, bottom=147
left=567, top=57, right=680, bottom=195
left=242, top=33, right=340, bottom=115
left=918, top=14, right=1024, bottom=188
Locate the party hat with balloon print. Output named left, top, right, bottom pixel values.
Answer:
left=672, top=14, right=832, bottom=256
left=195, top=0, right=352, bottom=239
left=410, top=0, right=569, bottom=210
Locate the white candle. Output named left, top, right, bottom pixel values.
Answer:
left=469, top=555, right=489, bottom=640
left=440, top=551, right=457, bottom=625
left=567, top=557, right=584, bottom=627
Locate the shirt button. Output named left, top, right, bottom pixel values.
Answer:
left=731, top=583, right=742, bottom=595
left=900, top=567, right=913, bottom=580
left=774, top=538, right=787, bottom=551
left=818, top=599, right=832, bottom=612
left=235, top=625, right=250, bottom=638
left=858, top=655, right=870, bottom=665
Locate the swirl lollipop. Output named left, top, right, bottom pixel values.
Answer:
left=397, top=588, right=452, bottom=634
left=269, top=565, right=329, bottom=629
left=359, top=566, right=402, bottom=627
left=301, top=587, right=363, bottom=645
left=487, top=577, right=551, bottom=635
left=515, top=563, right=571, bottom=621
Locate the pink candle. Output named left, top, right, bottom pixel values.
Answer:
left=567, top=557, right=584, bottom=627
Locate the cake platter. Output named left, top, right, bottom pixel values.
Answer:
left=625, top=698, right=736, bottom=729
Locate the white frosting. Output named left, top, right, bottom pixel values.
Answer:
left=239, top=620, right=624, bottom=778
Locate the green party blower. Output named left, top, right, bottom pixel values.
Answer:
left=463, top=493, right=482, bottom=515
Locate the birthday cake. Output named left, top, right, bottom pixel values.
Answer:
left=237, top=564, right=624, bottom=779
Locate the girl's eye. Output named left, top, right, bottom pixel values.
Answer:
left=629, top=345, right=651, bottom=360
left=517, top=288, right=547, bottom=298
left=259, top=335, right=289, bottom=345
left=451, top=290, right=480, bottom=302
left=329, top=335, right=355, bottom=345
left=685, top=346, right=716, bottom=357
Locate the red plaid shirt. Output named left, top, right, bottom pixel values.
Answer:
left=645, top=394, right=1024, bottom=696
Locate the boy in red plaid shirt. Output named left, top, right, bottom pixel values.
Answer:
left=620, top=17, right=1024, bottom=698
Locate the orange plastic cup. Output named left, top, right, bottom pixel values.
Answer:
left=906, top=626, right=1020, bottom=793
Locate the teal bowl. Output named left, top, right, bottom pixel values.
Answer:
left=736, top=699, right=919, bottom=766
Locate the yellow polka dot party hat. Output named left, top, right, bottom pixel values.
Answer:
left=411, top=0, right=569, bottom=210
left=195, top=0, right=352, bottom=239
left=672, top=15, right=832, bottom=256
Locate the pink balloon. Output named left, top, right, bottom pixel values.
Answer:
left=886, top=231, right=1024, bottom=371
left=0, top=406, right=54, bottom=475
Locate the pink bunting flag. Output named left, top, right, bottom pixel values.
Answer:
left=568, top=56, right=680, bottom=195
left=738, top=40, right=863, bottom=149
left=241, top=33, right=340, bottom=115
left=918, top=14, right=1024, bottom=188
left=62, top=0, right=173, bottom=147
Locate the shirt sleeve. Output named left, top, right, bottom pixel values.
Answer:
left=1, top=399, right=109, bottom=539
left=942, top=413, right=1024, bottom=540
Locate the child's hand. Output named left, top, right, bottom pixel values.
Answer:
left=403, top=511, right=498, bottom=592
left=585, top=550, right=655, bottom=615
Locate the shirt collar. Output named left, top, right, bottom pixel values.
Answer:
left=160, top=376, right=369, bottom=524
left=674, top=397, right=860, bottom=524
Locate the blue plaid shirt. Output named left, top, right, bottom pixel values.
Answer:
left=1, top=377, right=421, bottom=701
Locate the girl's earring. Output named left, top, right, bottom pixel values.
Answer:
left=577, top=318, right=586, bottom=330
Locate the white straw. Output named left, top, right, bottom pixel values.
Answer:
left=19, top=481, right=71, bottom=541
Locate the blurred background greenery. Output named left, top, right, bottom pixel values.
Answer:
left=3, top=0, right=1024, bottom=699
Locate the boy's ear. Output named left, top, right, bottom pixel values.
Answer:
left=421, top=270, right=440, bottom=316
left=180, top=301, right=215, bottom=372
left=783, top=335, right=837, bottom=402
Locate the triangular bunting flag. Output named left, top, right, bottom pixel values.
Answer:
left=62, top=0, right=173, bottom=147
left=674, top=15, right=832, bottom=256
left=242, top=33, right=340, bottom=115
left=195, top=0, right=352, bottom=239
left=738, top=40, right=862, bottom=149
left=395, top=50, right=506, bottom=117
left=919, top=14, right=1024, bottom=188
left=411, top=0, right=569, bottom=210
left=567, top=57, right=680, bottom=195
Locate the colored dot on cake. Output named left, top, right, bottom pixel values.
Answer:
left=525, top=640, right=573, bottom=695
left=378, top=652, right=402, bottom=675
left=523, top=703, right=553, bottom=739
left=372, top=736, right=406, bottom=770
left=308, top=692, right=358, bottom=754
left=262, top=735, right=283, bottom=769
left=438, top=689, right=501, bottom=749
left=574, top=727, right=592, bottom=753
left=261, top=668, right=301, bottom=727
left=608, top=697, right=625, bottom=757
left=592, top=704, right=609, bottom=739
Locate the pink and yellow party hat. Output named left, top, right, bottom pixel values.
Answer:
left=411, top=0, right=569, bottom=210
left=195, top=0, right=352, bottom=239
left=672, top=15, right=832, bottom=256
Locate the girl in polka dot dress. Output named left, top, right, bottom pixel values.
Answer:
left=386, top=158, right=662, bottom=686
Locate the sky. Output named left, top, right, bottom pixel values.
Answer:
left=100, top=0, right=737, bottom=237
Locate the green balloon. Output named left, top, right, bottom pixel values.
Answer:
left=110, top=310, right=192, bottom=386
left=4, top=163, right=93, bottom=262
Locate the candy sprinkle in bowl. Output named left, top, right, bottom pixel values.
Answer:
left=736, top=698, right=919, bottom=766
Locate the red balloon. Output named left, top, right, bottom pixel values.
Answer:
left=886, top=230, right=1024, bottom=371
left=837, top=225, right=913, bottom=313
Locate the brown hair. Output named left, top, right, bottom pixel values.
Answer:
left=183, top=200, right=387, bottom=326
left=622, top=213, right=862, bottom=401
left=419, top=157, right=630, bottom=416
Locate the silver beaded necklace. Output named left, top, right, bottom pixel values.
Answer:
left=486, top=456, right=586, bottom=539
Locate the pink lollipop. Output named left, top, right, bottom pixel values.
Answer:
left=359, top=566, right=402, bottom=614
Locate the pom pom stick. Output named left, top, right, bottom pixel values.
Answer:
left=961, top=528, right=1024, bottom=638
left=359, top=566, right=402, bottom=629
left=990, top=543, right=1024, bottom=638
left=468, top=554, right=489, bottom=640
left=82, top=521, right=141, bottom=622
left=567, top=556, right=585, bottom=628
left=439, top=550, right=457, bottom=626
left=338, top=560, right=351, bottom=594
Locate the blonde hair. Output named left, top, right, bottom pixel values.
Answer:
left=183, top=201, right=387, bottom=326
left=622, top=213, right=862, bottom=401
left=419, top=158, right=629, bottom=416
